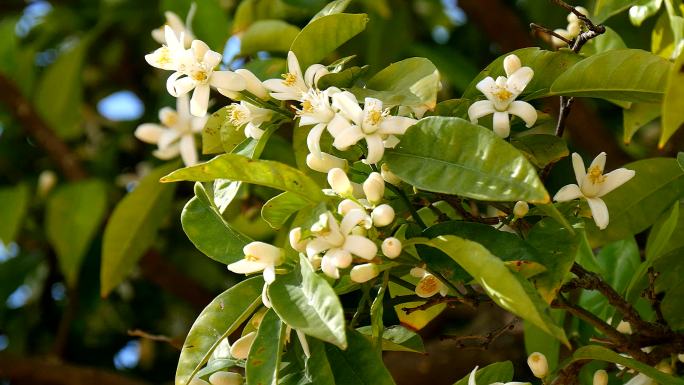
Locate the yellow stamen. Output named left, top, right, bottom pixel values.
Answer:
left=419, top=275, right=439, bottom=293
left=227, top=106, right=247, bottom=125
left=493, top=88, right=513, bottom=101
left=366, top=109, right=383, bottom=126
left=587, top=165, right=605, bottom=184
left=245, top=254, right=259, bottom=262
left=191, top=70, right=208, bottom=82
left=282, top=73, right=297, bottom=86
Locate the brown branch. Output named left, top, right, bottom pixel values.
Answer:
left=436, top=194, right=503, bottom=225
left=127, top=329, right=183, bottom=350
left=0, top=353, right=151, bottom=385
left=530, top=23, right=572, bottom=45
left=0, top=73, right=87, bottom=181
left=645, top=267, right=666, bottom=325
left=551, top=360, right=589, bottom=385
left=441, top=319, right=518, bottom=350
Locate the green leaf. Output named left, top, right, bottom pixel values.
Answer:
left=161, top=154, right=326, bottom=203
left=317, top=65, right=369, bottom=89
left=511, top=134, right=569, bottom=169
left=357, top=325, right=425, bottom=353
left=585, top=158, right=684, bottom=247
left=429, top=98, right=470, bottom=119
left=623, top=102, right=661, bottom=143
left=581, top=27, right=627, bottom=56
left=268, top=255, right=347, bottom=348
left=261, top=191, right=311, bottom=229
left=202, top=107, right=230, bottom=155
left=653, top=247, right=684, bottom=329
left=191, top=0, right=230, bottom=50
left=246, top=309, right=286, bottom=385
left=302, top=339, right=336, bottom=385
left=182, top=183, right=251, bottom=265
left=46, top=180, right=107, bottom=286
left=325, top=329, right=396, bottom=385
left=452, top=361, right=514, bottom=385
left=424, top=235, right=569, bottom=345
left=384, top=117, right=549, bottom=203
left=570, top=345, right=684, bottom=385
left=463, top=47, right=581, bottom=101
left=645, top=202, right=679, bottom=260
left=549, top=49, right=672, bottom=103
left=241, top=20, right=301, bottom=55
left=311, top=0, right=352, bottom=22
left=593, top=0, right=639, bottom=23
left=34, top=37, right=91, bottom=139
left=528, top=218, right=581, bottom=303
left=351, top=57, right=440, bottom=109
left=652, top=10, right=677, bottom=59
left=290, top=13, right=368, bottom=69
left=101, top=163, right=177, bottom=296
left=0, top=184, right=29, bottom=244
left=524, top=313, right=562, bottom=372
left=176, top=278, right=263, bottom=385
left=660, top=49, right=684, bottom=147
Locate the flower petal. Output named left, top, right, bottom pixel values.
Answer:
left=343, top=235, right=377, bottom=260
left=135, top=124, right=165, bottom=143
left=364, top=134, right=385, bottom=164
left=468, top=100, right=495, bottom=123
left=598, top=168, right=635, bottom=197
left=327, top=248, right=352, bottom=269
left=507, top=67, right=534, bottom=96
left=587, top=197, right=609, bottom=230
left=190, top=84, right=210, bottom=117
left=244, top=241, right=282, bottom=265
left=589, top=152, right=607, bottom=174
left=236, top=68, right=269, bottom=100
left=321, top=255, right=339, bottom=279
left=507, top=100, right=537, bottom=127
left=191, top=39, right=210, bottom=60
left=553, top=184, right=582, bottom=202
left=571, top=152, right=586, bottom=183
left=475, top=77, right=497, bottom=102
left=304, top=64, right=328, bottom=88
left=377, top=116, right=417, bottom=136
left=332, top=91, right=363, bottom=124
left=503, top=54, right=521, bottom=77
left=228, top=259, right=267, bottom=274
left=165, top=72, right=183, bottom=96
left=287, top=51, right=303, bottom=84
left=306, top=152, right=347, bottom=173
left=306, top=123, right=326, bottom=156
left=340, top=209, right=370, bottom=234
left=175, top=94, right=191, bottom=120
left=306, top=238, right=332, bottom=259
left=203, top=49, right=223, bottom=68
left=468, top=366, right=479, bottom=385
left=263, top=265, right=276, bottom=284
left=333, top=125, right=364, bottom=150
left=179, top=134, right=198, bottom=166
left=153, top=145, right=180, bottom=160
left=492, top=111, right=510, bottom=138
left=211, top=71, right=246, bottom=91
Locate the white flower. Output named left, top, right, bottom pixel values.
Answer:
left=553, top=152, right=635, bottom=230
left=263, top=51, right=329, bottom=101
left=166, top=40, right=246, bottom=116
left=208, top=371, right=243, bottom=385
left=331, top=91, right=417, bottom=164
left=513, top=201, right=529, bottom=218
left=371, top=204, right=395, bottom=227
left=552, top=7, right=589, bottom=47
left=135, top=94, right=206, bottom=166
left=410, top=267, right=448, bottom=298
left=338, top=199, right=364, bottom=216
left=363, top=172, right=385, bottom=205
left=151, top=11, right=194, bottom=47
left=327, top=168, right=353, bottom=197
left=225, top=101, right=273, bottom=140
left=350, top=263, right=380, bottom=283
left=468, top=54, right=537, bottom=138
left=593, top=370, right=608, bottom=385
left=298, top=88, right=350, bottom=161
left=227, top=242, right=283, bottom=284
left=527, top=352, right=549, bottom=379
left=145, top=25, right=187, bottom=71
left=381, top=237, right=402, bottom=259
left=229, top=331, right=256, bottom=360
left=306, top=210, right=377, bottom=279
left=467, top=366, right=528, bottom=385
left=306, top=152, right=348, bottom=173
left=218, top=68, right=270, bottom=101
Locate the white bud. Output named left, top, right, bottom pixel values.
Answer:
left=38, top=170, right=57, bottom=197
left=380, top=163, right=402, bottom=185
left=679, top=353, right=684, bottom=363
left=363, top=172, right=385, bottom=204
left=230, top=331, right=257, bottom=360
left=209, top=371, right=243, bottom=385
left=513, top=201, right=529, bottom=218
left=289, top=227, right=307, bottom=252
left=189, top=378, right=210, bottom=385
left=235, top=69, right=269, bottom=100
left=504, top=54, right=522, bottom=76
left=617, top=320, right=632, bottom=335
left=350, top=263, right=380, bottom=283
left=593, top=370, right=608, bottom=385
left=527, top=352, right=549, bottom=379
left=372, top=204, right=395, bottom=227
left=306, top=152, right=347, bottom=173
left=381, top=237, right=402, bottom=259
left=338, top=199, right=363, bottom=215
left=327, top=168, right=353, bottom=196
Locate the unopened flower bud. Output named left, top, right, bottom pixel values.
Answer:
left=381, top=163, right=402, bottom=185
left=306, top=152, right=347, bottom=173
left=513, top=201, right=529, bottom=218
left=381, top=237, right=402, bottom=259
left=363, top=172, right=385, bottom=204
left=372, top=204, right=395, bottom=227
left=189, top=378, right=210, bottom=385
left=593, top=370, right=608, bottom=385
left=327, top=168, right=353, bottom=196
left=289, top=227, right=306, bottom=252
left=527, top=352, right=549, bottom=379
left=230, top=332, right=256, bottom=360
left=504, top=54, right=522, bottom=76
left=38, top=170, right=57, bottom=197
left=350, top=263, right=380, bottom=283
left=235, top=69, right=269, bottom=100
left=617, top=320, right=632, bottom=335
left=209, top=371, right=243, bottom=385
left=338, top=199, right=363, bottom=215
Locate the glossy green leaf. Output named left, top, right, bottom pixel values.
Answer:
left=581, top=27, right=627, bottom=56
left=570, top=345, right=684, bottom=384
left=463, top=47, right=581, bottom=101
left=429, top=98, right=470, bottom=119
left=0, top=184, right=29, bottom=244
left=182, top=183, right=251, bottom=265
left=357, top=325, right=425, bottom=353
left=384, top=117, right=549, bottom=203
left=586, top=158, right=684, bottom=247
left=101, top=163, right=177, bottom=296
left=511, top=134, right=569, bottom=169
left=47, top=180, right=107, bottom=286
left=0, top=254, right=41, bottom=306
left=317, top=65, right=369, bottom=89
left=161, top=154, right=326, bottom=203
left=302, top=339, right=336, bottom=385
left=311, top=0, right=352, bottom=22
left=325, top=329, right=396, bottom=385
left=652, top=10, right=677, bottom=59
left=241, top=20, right=300, bottom=55
left=268, top=255, right=346, bottom=348
left=646, top=202, right=679, bottom=261
left=653, top=247, right=684, bottom=329
left=190, top=0, right=230, bottom=50
left=424, top=235, right=568, bottom=345
left=176, top=278, right=263, bottom=385
left=524, top=312, right=562, bottom=372
left=549, top=49, right=672, bottom=103
left=623, top=102, right=661, bottom=143
left=660, top=49, right=684, bottom=147
left=202, top=107, right=230, bottom=155
left=290, top=13, right=368, bottom=69
left=593, top=0, right=639, bottom=23
left=452, top=361, right=514, bottom=385
left=246, top=309, right=286, bottom=385
left=261, top=191, right=311, bottom=229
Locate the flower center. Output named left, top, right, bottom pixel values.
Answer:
left=191, top=69, right=209, bottom=83
left=493, top=87, right=513, bottom=102
left=301, top=99, right=314, bottom=113
left=282, top=73, right=297, bottom=86
left=161, top=111, right=178, bottom=127
left=227, top=105, right=248, bottom=126
left=156, top=47, right=172, bottom=66
left=245, top=254, right=259, bottom=262
left=419, top=275, right=439, bottom=293
left=587, top=165, right=605, bottom=184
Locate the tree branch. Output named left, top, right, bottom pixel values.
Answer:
left=441, top=319, right=518, bottom=350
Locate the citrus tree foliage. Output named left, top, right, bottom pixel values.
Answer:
left=2, top=0, right=684, bottom=385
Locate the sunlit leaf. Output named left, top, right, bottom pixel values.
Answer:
left=660, top=49, right=684, bottom=147
left=261, top=191, right=311, bottom=229
left=452, top=361, right=514, bottom=385
left=246, top=309, right=286, bottom=385
left=325, top=329, right=396, bottom=385
left=241, top=20, right=300, bottom=55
